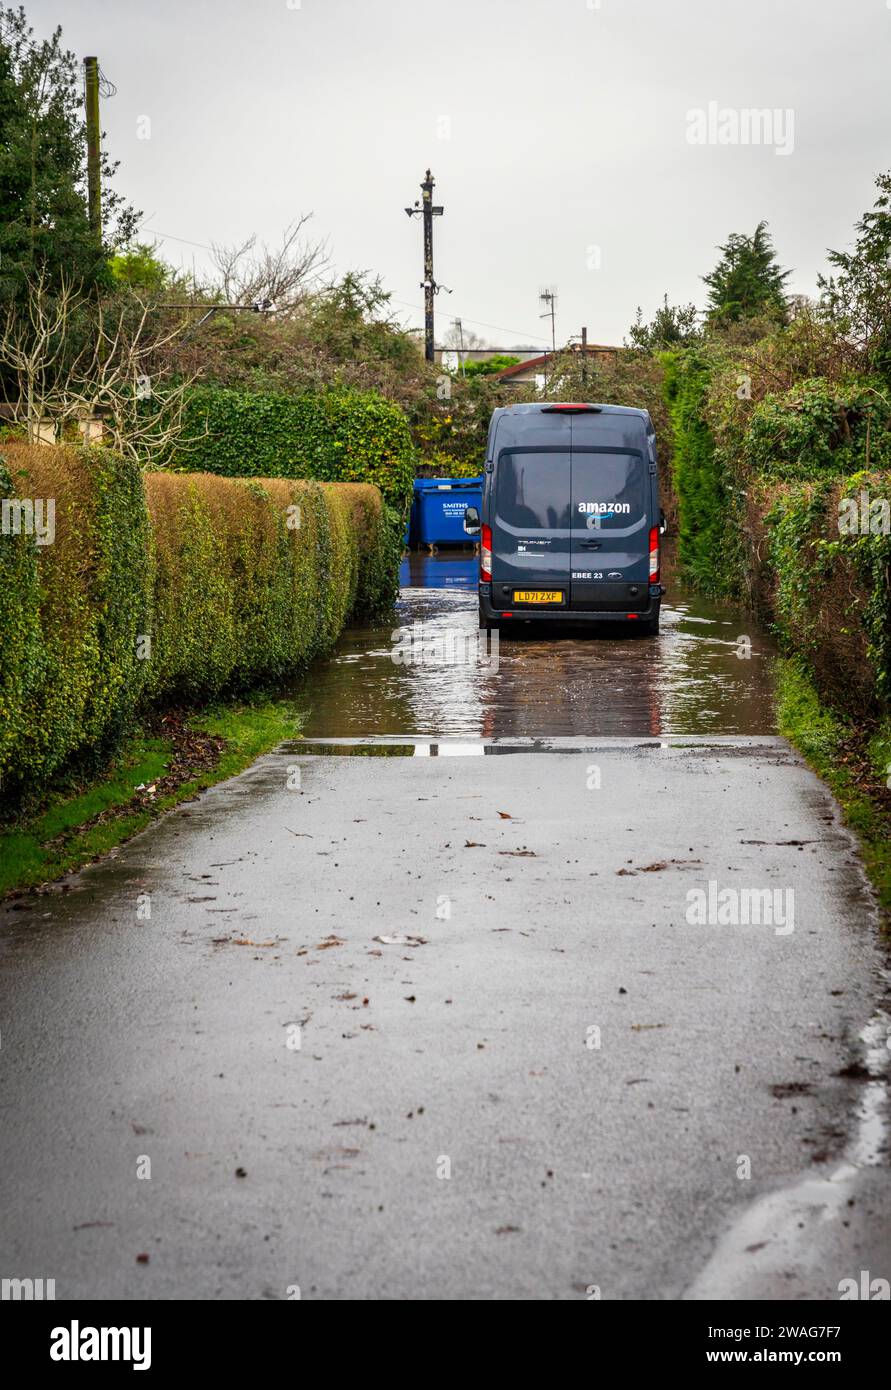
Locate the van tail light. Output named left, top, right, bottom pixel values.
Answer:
left=480, top=523, right=493, bottom=581
left=649, top=526, right=659, bottom=583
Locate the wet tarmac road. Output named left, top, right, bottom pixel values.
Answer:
left=1, top=555, right=889, bottom=1300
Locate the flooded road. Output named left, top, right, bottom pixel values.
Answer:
left=292, top=549, right=778, bottom=739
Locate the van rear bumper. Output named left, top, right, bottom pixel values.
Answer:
left=479, top=586, right=663, bottom=624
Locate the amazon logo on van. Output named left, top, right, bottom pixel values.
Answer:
left=577, top=501, right=631, bottom=514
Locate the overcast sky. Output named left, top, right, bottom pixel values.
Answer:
left=27, top=0, right=891, bottom=347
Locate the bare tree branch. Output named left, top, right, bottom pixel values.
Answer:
left=0, top=272, right=199, bottom=464
left=209, top=215, right=329, bottom=313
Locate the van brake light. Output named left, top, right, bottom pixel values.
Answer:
left=480, top=523, right=493, bottom=582
left=541, top=403, right=601, bottom=413
left=649, top=525, right=659, bottom=583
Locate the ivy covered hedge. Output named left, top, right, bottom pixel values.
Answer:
left=755, top=471, right=891, bottom=716
left=172, top=384, right=417, bottom=508
left=660, top=349, right=891, bottom=718
left=743, top=379, right=891, bottom=481
left=0, top=443, right=395, bottom=807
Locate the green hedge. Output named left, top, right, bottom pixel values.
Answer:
left=0, top=444, right=395, bottom=808
left=661, top=349, right=742, bottom=595
left=173, top=384, right=417, bottom=508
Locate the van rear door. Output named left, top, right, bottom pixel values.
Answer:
left=569, top=442, right=650, bottom=611
left=490, top=447, right=571, bottom=605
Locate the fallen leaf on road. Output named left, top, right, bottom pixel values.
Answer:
left=373, top=934, right=427, bottom=946
left=495, top=1225, right=521, bottom=1235
left=497, top=811, right=515, bottom=819
left=630, top=1023, right=666, bottom=1032
left=498, top=849, right=537, bottom=857
left=233, top=938, right=276, bottom=948
left=316, top=935, right=346, bottom=950
left=836, top=1060, right=871, bottom=1080
left=464, top=840, right=485, bottom=848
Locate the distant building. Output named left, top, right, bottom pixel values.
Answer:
left=436, top=346, right=544, bottom=372
left=492, top=343, right=620, bottom=390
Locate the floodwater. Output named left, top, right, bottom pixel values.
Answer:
left=291, top=547, right=778, bottom=739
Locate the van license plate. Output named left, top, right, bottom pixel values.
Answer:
left=513, top=590, right=563, bottom=604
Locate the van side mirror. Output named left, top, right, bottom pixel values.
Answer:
left=464, top=505, right=481, bottom=536
left=659, top=508, right=668, bottom=536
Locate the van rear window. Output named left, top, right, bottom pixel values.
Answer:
left=495, top=452, right=571, bottom=530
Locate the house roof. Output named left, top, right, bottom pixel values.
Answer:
left=493, top=345, right=619, bottom=379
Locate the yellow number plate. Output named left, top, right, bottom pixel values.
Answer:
left=513, top=590, right=563, bottom=604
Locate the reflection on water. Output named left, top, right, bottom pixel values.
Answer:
left=291, top=549, right=778, bottom=739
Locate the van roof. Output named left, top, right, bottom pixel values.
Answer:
left=491, top=402, right=652, bottom=424
left=487, top=401, right=657, bottom=464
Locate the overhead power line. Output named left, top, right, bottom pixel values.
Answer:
left=141, top=226, right=551, bottom=346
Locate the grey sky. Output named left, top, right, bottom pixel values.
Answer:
left=27, top=0, right=891, bottom=346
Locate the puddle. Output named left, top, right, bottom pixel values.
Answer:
left=291, top=547, right=779, bottom=739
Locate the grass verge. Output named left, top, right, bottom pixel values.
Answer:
left=0, top=697, right=303, bottom=897
left=777, top=657, right=891, bottom=925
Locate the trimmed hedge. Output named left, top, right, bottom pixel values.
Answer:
left=142, top=472, right=389, bottom=704
left=0, top=444, right=395, bottom=807
left=1, top=443, right=152, bottom=801
left=173, top=384, right=417, bottom=508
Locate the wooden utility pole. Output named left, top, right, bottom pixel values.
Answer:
left=405, top=169, right=443, bottom=362
left=538, top=288, right=557, bottom=390
left=581, top=324, right=588, bottom=388
left=84, top=57, right=102, bottom=245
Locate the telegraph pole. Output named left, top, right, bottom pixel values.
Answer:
left=539, top=288, right=557, bottom=354
left=453, top=317, right=466, bottom=376
left=581, top=324, right=588, bottom=389
left=539, top=287, right=557, bottom=390
left=84, top=56, right=102, bottom=245
left=405, top=169, right=443, bottom=362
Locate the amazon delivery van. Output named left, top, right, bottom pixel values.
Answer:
left=464, top=402, right=665, bottom=633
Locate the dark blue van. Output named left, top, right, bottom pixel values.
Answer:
left=464, top=402, right=665, bottom=633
